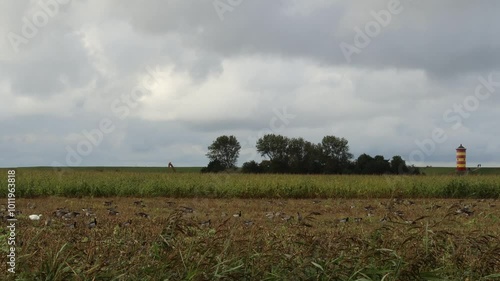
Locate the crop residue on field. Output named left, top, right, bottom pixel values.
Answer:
left=3, top=197, right=500, bottom=280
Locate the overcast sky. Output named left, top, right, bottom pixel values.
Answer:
left=1, top=0, right=499, bottom=168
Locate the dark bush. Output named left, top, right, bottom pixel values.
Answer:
left=241, top=161, right=262, bottom=174
left=201, top=160, right=225, bottom=173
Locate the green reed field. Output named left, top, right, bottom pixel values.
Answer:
left=3, top=167, right=500, bottom=198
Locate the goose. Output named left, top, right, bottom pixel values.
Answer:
left=404, top=200, right=415, bottom=206
left=29, top=214, right=42, bottom=221
left=62, top=212, right=72, bottom=220
left=393, top=210, right=404, bottom=218
left=82, top=208, right=95, bottom=217
left=199, top=219, right=211, bottom=228
left=364, top=205, right=375, bottom=212
left=297, top=212, right=303, bottom=222
left=265, top=212, right=275, bottom=219
left=119, top=219, right=132, bottom=227
left=233, top=211, right=241, bottom=218
left=281, top=214, right=293, bottom=222
left=298, top=212, right=320, bottom=224
left=53, top=208, right=69, bottom=218
left=179, top=206, right=194, bottom=213
left=88, top=217, right=97, bottom=229
left=338, top=217, right=349, bottom=223
left=244, top=220, right=253, bottom=226
left=67, top=221, right=77, bottom=228
left=63, top=211, right=80, bottom=220
left=44, top=218, right=52, bottom=226
left=108, top=208, right=119, bottom=216
left=136, top=212, right=150, bottom=218
left=134, top=200, right=146, bottom=207
left=456, top=207, right=474, bottom=216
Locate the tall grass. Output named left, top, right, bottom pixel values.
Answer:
left=2, top=168, right=499, bottom=198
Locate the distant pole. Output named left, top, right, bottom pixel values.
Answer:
left=168, top=162, right=177, bottom=173
left=456, top=144, right=466, bottom=175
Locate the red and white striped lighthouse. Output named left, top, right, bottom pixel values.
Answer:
left=456, top=144, right=466, bottom=174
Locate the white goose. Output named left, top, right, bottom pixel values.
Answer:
left=29, top=214, right=42, bottom=221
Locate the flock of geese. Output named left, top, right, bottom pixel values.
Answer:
left=2, top=197, right=496, bottom=230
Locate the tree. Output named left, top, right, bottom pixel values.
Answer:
left=370, top=155, right=391, bottom=174
left=303, top=142, right=324, bottom=174
left=321, top=136, right=353, bottom=173
left=256, top=134, right=290, bottom=173
left=286, top=137, right=307, bottom=173
left=256, top=134, right=289, bottom=162
left=206, top=135, right=241, bottom=169
left=259, top=160, right=272, bottom=173
left=390, top=155, right=409, bottom=174
left=355, top=153, right=374, bottom=173
left=241, top=160, right=262, bottom=173
left=355, top=154, right=391, bottom=174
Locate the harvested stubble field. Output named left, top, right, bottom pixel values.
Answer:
left=2, top=197, right=500, bottom=280
left=1, top=169, right=500, bottom=280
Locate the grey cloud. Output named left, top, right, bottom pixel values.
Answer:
left=2, top=33, right=94, bottom=97
left=1, top=0, right=500, bottom=167
left=100, top=0, right=500, bottom=77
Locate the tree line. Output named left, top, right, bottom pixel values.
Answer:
left=202, top=134, right=420, bottom=175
